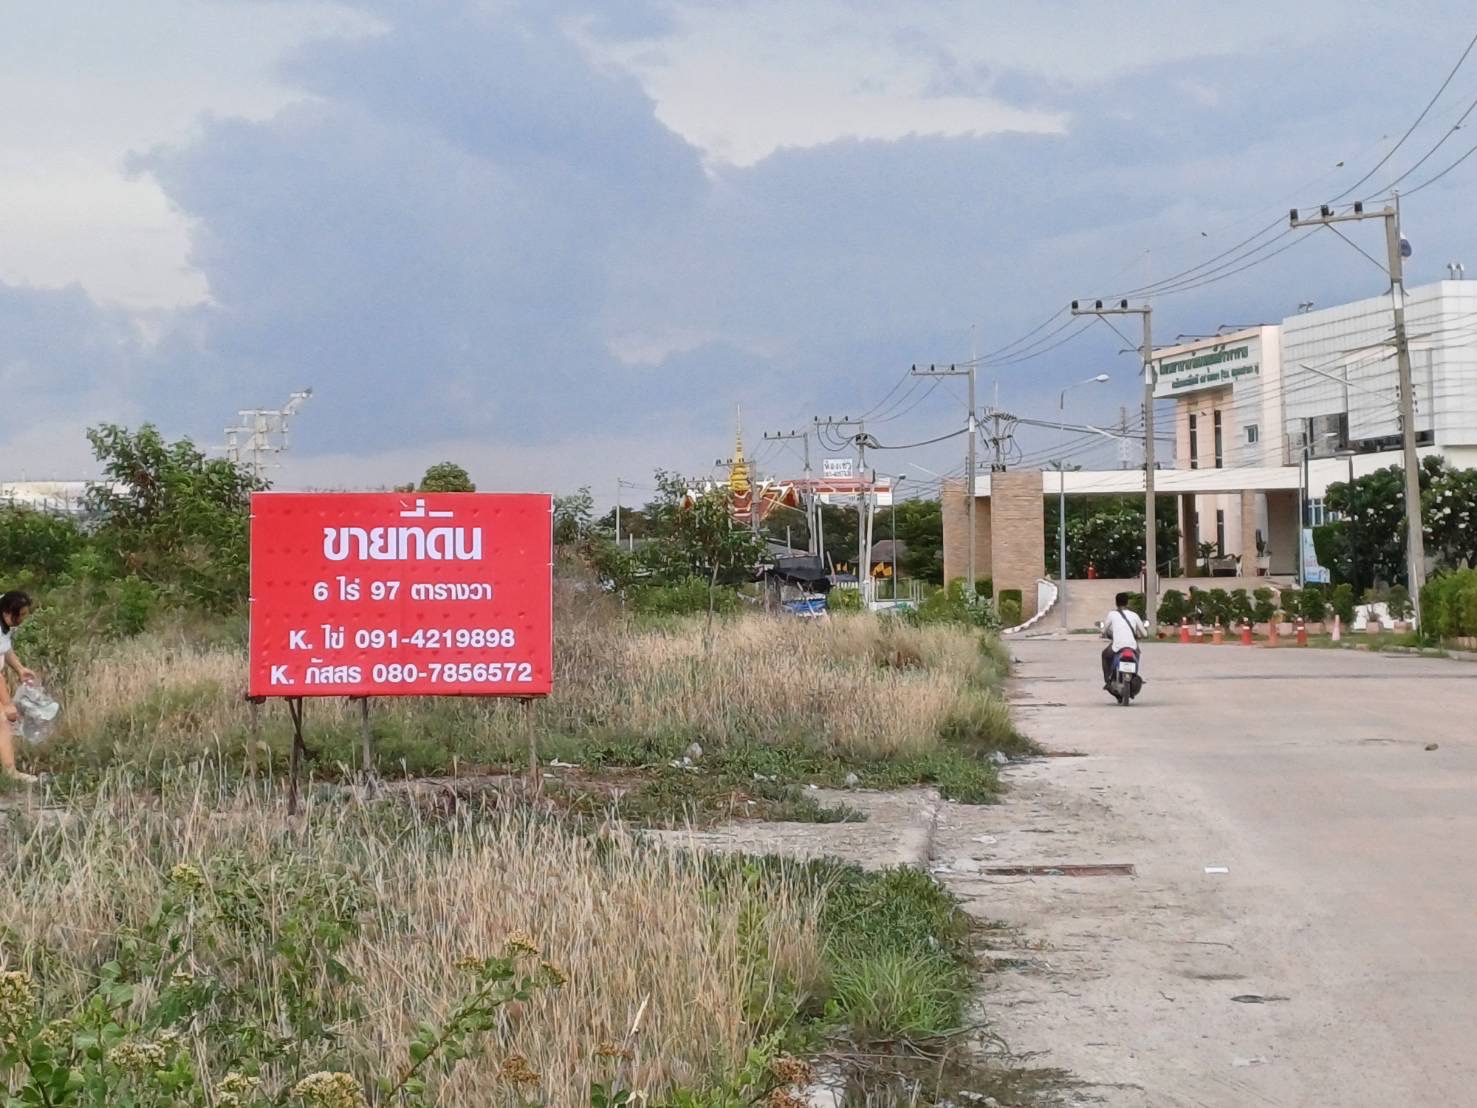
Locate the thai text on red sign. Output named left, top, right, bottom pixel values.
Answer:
left=248, top=492, right=553, bottom=698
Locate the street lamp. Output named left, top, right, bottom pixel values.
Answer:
left=1057, top=375, right=1111, bottom=627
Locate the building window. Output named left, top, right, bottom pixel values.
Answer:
left=1303, top=499, right=1342, bottom=528
left=1246, top=424, right=1260, bottom=445
left=1188, top=415, right=1199, bottom=470
left=1216, top=510, right=1226, bottom=555
left=1213, top=410, right=1224, bottom=469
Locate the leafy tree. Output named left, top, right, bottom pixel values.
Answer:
left=1321, top=457, right=1477, bottom=591
left=1325, top=465, right=1409, bottom=589
left=1312, top=521, right=1353, bottom=587
left=596, top=505, right=651, bottom=541
left=84, top=424, right=260, bottom=611
left=417, top=461, right=476, bottom=493
left=0, top=507, right=86, bottom=578
left=552, top=487, right=594, bottom=546
left=636, top=482, right=763, bottom=623
left=891, top=498, right=944, bottom=585
left=1420, top=456, right=1477, bottom=569
left=1045, top=496, right=1179, bottom=578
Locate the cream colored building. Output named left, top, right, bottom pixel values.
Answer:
left=1152, top=325, right=1289, bottom=574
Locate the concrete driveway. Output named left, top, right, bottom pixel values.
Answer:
left=948, top=637, right=1477, bottom=1106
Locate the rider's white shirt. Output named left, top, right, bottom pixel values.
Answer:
left=1104, top=608, right=1147, bottom=652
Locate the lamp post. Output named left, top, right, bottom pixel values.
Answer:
left=1057, top=375, right=1111, bottom=628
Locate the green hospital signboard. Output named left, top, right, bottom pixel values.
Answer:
left=1153, top=340, right=1260, bottom=399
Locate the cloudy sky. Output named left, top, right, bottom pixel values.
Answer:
left=4, top=0, right=1476, bottom=501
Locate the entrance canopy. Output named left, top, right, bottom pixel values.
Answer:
left=978, top=467, right=1300, bottom=497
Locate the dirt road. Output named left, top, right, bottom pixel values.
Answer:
left=944, top=637, right=1477, bottom=1106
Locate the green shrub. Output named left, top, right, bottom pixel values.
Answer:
left=1387, top=584, right=1414, bottom=621
left=1278, top=588, right=1301, bottom=620
left=1253, top=587, right=1277, bottom=623
left=1157, top=589, right=1189, bottom=625
left=1228, top=588, right=1254, bottom=625
left=1201, top=589, right=1233, bottom=626
left=1330, top=583, right=1357, bottom=625
left=628, top=577, right=740, bottom=616
left=915, top=579, right=999, bottom=630
left=827, top=587, right=863, bottom=613
left=1422, top=572, right=1477, bottom=640
left=998, top=597, right=1022, bottom=626
left=111, top=576, right=160, bottom=637
left=1125, top=592, right=1147, bottom=620
left=1457, top=578, right=1477, bottom=638
left=975, top=577, right=994, bottom=599
left=0, top=506, right=87, bottom=577
left=1300, top=585, right=1328, bottom=623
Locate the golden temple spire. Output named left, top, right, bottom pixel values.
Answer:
left=729, top=404, right=750, bottom=496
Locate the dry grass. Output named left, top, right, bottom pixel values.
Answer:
left=0, top=778, right=825, bottom=1104
left=43, top=608, right=1012, bottom=774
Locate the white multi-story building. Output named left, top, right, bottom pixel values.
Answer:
left=1281, top=278, right=1477, bottom=520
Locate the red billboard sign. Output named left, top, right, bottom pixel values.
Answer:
left=248, top=492, right=553, bottom=698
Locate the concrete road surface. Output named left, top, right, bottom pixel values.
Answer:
left=946, top=637, right=1477, bottom=1106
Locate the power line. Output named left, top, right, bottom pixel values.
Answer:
left=1400, top=134, right=1477, bottom=197
left=1368, top=90, right=1477, bottom=198
left=1328, top=26, right=1477, bottom=203
left=867, top=425, right=971, bottom=451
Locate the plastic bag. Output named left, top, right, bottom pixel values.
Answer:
left=14, top=683, right=60, bottom=745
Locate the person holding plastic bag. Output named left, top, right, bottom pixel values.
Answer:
left=0, top=591, right=39, bottom=782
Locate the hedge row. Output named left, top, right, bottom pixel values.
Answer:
left=1421, top=570, right=1477, bottom=639
left=1155, top=583, right=1362, bottom=626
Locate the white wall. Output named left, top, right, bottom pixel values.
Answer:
left=1282, top=281, right=1477, bottom=450
left=1304, top=445, right=1444, bottom=498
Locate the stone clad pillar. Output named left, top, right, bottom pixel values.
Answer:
left=989, top=471, right=1046, bottom=617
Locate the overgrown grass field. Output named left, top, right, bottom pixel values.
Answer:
left=0, top=776, right=977, bottom=1106
left=34, top=585, right=1027, bottom=817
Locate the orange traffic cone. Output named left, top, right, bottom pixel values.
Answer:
left=1195, top=621, right=1205, bottom=644
left=1212, top=621, right=1225, bottom=645
left=1268, top=620, right=1279, bottom=648
left=1241, top=620, right=1254, bottom=646
left=1179, top=618, right=1191, bottom=644
left=1296, top=617, right=1308, bottom=647
left=1332, top=614, right=1342, bottom=643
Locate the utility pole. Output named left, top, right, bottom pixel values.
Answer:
left=614, top=477, right=638, bottom=547
left=1071, top=300, right=1157, bottom=629
left=979, top=408, right=1019, bottom=472
left=224, top=388, right=313, bottom=481
left=911, top=363, right=978, bottom=594
left=763, top=428, right=815, bottom=552
left=813, top=416, right=871, bottom=588
left=1290, top=200, right=1427, bottom=626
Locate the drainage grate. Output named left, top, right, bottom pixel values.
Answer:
left=981, top=863, right=1135, bottom=877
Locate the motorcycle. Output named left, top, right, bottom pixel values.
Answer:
left=1109, top=647, right=1143, bottom=706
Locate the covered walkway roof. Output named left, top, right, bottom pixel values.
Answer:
left=974, top=467, right=1300, bottom=497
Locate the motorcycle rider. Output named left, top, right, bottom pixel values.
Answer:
left=1101, top=592, right=1148, bottom=691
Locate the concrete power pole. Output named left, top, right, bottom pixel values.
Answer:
left=1071, top=300, right=1157, bottom=629
left=813, top=416, right=870, bottom=587
left=1290, top=200, right=1428, bottom=626
left=911, top=363, right=979, bottom=595
left=763, top=428, right=815, bottom=552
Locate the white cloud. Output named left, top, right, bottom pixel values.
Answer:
left=0, top=1, right=379, bottom=308
left=581, top=3, right=1067, bottom=165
